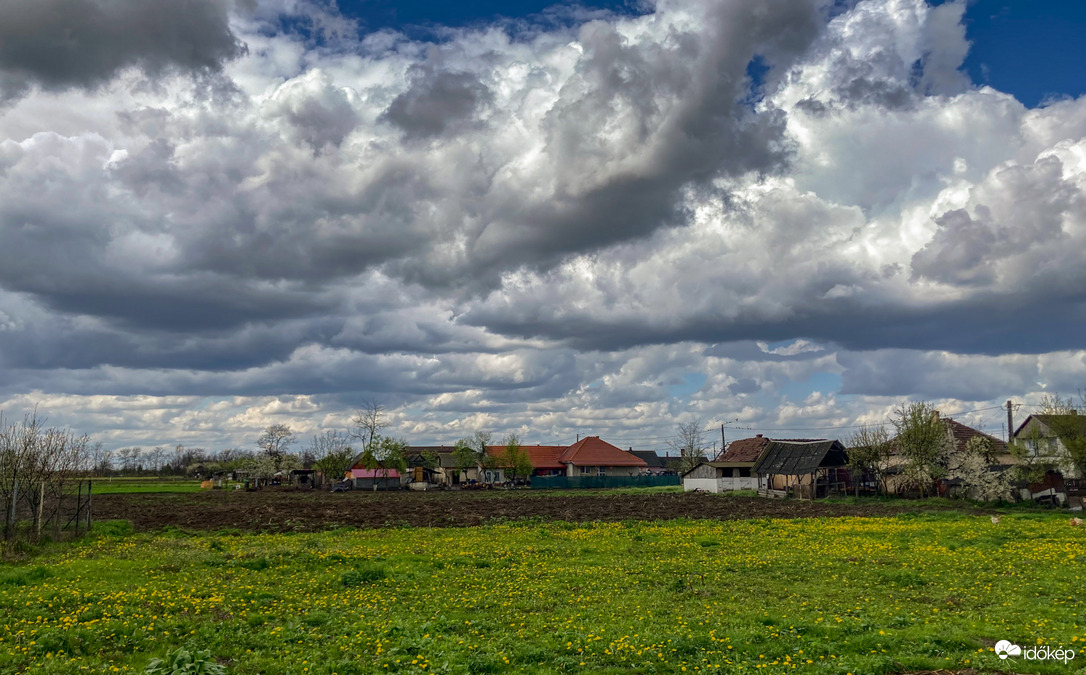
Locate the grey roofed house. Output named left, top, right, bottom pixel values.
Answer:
left=629, top=450, right=669, bottom=473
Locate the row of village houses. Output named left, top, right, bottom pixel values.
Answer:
left=339, top=411, right=1084, bottom=508
left=344, top=435, right=671, bottom=488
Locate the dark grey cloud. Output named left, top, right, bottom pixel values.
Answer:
left=837, top=349, right=1046, bottom=401
left=380, top=65, right=493, bottom=140
left=0, top=0, right=245, bottom=101
left=466, top=282, right=1086, bottom=357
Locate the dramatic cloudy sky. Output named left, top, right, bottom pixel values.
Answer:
left=1, top=0, right=1085, bottom=453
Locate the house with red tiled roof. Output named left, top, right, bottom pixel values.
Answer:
left=403, top=437, right=653, bottom=486
left=554, top=437, right=648, bottom=477
left=479, top=445, right=568, bottom=482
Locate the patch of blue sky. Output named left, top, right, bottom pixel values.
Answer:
left=668, top=371, right=707, bottom=399
left=336, top=0, right=646, bottom=39
left=953, top=0, right=1086, bottom=108
left=777, top=371, right=842, bottom=401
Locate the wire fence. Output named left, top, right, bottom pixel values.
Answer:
left=2, top=479, right=93, bottom=550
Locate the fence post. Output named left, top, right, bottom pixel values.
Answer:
left=35, top=482, right=45, bottom=540
left=86, top=480, right=92, bottom=532
left=74, top=481, right=82, bottom=536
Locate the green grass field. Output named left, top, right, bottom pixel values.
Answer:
left=1, top=513, right=1083, bottom=674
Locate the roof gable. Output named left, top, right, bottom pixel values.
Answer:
left=558, top=437, right=648, bottom=467
left=1014, top=414, right=1086, bottom=440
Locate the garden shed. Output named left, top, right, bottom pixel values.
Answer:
left=754, top=439, right=849, bottom=499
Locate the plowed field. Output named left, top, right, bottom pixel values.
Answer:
left=93, top=488, right=994, bottom=531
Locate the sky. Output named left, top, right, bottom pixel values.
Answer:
left=1, top=0, right=1085, bottom=455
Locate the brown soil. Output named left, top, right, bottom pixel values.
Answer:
left=93, top=489, right=1000, bottom=533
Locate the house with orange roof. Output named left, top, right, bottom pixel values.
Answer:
left=555, top=436, right=648, bottom=477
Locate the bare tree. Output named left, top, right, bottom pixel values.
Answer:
left=256, top=424, right=294, bottom=473
left=669, top=418, right=707, bottom=474
left=309, top=430, right=354, bottom=484
left=350, top=400, right=387, bottom=453
left=116, top=447, right=141, bottom=474
left=148, top=446, right=167, bottom=475
left=0, top=412, right=91, bottom=544
left=87, top=441, right=113, bottom=477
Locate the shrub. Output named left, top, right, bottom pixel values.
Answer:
left=143, top=647, right=227, bottom=675
left=341, top=563, right=387, bottom=586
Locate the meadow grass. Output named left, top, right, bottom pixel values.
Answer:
left=1, top=513, right=1083, bottom=674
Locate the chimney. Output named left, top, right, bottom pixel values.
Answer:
left=931, top=409, right=940, bottom=423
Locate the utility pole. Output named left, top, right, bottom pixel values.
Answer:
left=721, top=424, right=726, bottom=453
left=1006, top=400, right=1014, bottom=443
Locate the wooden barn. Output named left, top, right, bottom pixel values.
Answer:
left=754, top=439, right=849, bottom=499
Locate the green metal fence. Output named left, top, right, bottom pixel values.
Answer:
left=529, top=475, right=680, bottom=490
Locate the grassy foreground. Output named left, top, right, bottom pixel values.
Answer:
left=1, top=513, right=1083, bottom=674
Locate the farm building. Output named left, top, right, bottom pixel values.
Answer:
left=348, top=468, right=403, bottom=490
left=682, top=435, right=770, bottom=493
left=754, top=439, right=849, bottom=499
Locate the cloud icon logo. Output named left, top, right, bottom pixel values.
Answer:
left=995, top=640, right=1022, bottom=659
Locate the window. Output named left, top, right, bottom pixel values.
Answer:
left=738, top=468, right=751, bottom=477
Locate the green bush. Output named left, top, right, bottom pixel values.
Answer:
left=143, top=647, right=227, bottom=674
left=341, top=563, right=387, bottom=586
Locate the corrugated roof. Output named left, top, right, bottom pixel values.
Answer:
left=753, top=439, right=847, bottom=475
left=558, top=437, right=649, bottom=467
